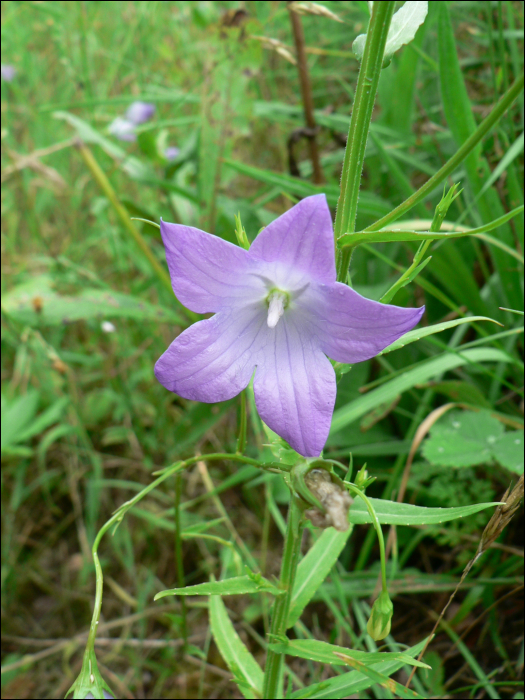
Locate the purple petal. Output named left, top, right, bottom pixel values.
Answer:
left=160, top=220, right=259, bottom=314
left=1, top=64, right=16, bottom=82
left=248, top=195, right=336, bottom=284
left=108, top=116, right=136, bottom=141
left=155, top=308, right=267, bottom=403
left=165, top=146, right=180, bottom=161
left=304, top=282, right=425, bottom=363
left=126, top=101, right=155, bottom=125
left=253, top=317, right=336, bottom=457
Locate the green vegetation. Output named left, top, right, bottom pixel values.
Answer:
left=1, top=2, right=523, bottom=698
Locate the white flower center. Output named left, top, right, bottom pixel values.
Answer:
left=267, top=291, right=288, bottom=329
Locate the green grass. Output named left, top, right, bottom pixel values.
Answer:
left=1, top=1, right=523, bottom=698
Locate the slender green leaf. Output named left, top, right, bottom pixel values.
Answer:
left=330, top=348, right=514, bottom=437
left=269, top=638, right=429, bottom=669
left=378, top=316, right=499, bottom=356
left=290, top=638, right=429, bottom=698
left=438, top=3, right=522, bottom=310
left=287, top=528, right=352, bottom=628
left=155, top=575, right=283, bottom=600
left=334, top=652, right=425, bottom=699
left=349, top=498, right=499, bottom=526
left=338, top=206, right=524, bottom=248
left=209, top=594, right=264, bottom=699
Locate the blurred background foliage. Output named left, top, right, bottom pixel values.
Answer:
left=1, top=1, right=523, bottom=698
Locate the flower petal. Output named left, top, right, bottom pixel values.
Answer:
left=108, top=117, right=137, bottom=141
left=126, top=101, right=156, bottom=125
left=248, top=195, right=336, bottom=284
left=160, top=220, right=258, bottom=313
left=155, top=307, right=267, bottom=403
left=253, top=317, right=336, bottom=457
left=304, top=282, right=424, bottom=363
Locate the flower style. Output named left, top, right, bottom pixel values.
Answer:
left=155, top=195, right=424, bottom=457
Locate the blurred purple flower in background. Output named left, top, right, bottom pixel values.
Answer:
left=108, top=116, right=137, bottom=142
left=1, top=64, right=17, bottom=82
left=125, top=100, right=155, bottom=125
left=108, top=101, right=155, bottom=142
left=164, top=146, right=180, bottom=161
left=155, top=195, right=424, bottom=457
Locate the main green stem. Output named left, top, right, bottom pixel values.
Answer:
left=262, top=496, right=305, bottom=698
left=334, top=1, right=395, bottom=282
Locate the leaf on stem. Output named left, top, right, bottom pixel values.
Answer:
left=353, top=2, right=428, bottom=61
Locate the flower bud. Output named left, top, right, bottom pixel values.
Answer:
left=366, top=591, right=394, bottom=641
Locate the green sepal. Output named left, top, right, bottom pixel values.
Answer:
left=65, top=646, right=114, bottom=699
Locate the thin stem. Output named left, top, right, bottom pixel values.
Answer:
left=334, top=1, right=395, bottom=282
left=379, top=240, right=431, bottom=304
left=86, top=459, right=187, bottom=657
left=174, top=474, right=187, bottom=646
left=288, top=4, right=323, bottom=184
left=85, top=453, right=286, bottom=658
left=364, top=72, right=524, bottom=233
left=236, top=390, right=247, bottom=454
left=346, top=484, right=388, bottom=593
left=262, top=496, right=305, bottom=699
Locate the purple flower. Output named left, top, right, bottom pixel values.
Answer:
left=125, top=101, right=155, bottom=125
left=1, top=64, right=16, bottom=82
left=164, top=146, right=180, bottom=161
left=155, top=195, right=424, bottom=457
left=108, top=116, right=137, bottom=142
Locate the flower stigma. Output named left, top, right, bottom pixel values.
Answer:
left=266, top=290, right=289, bottom=329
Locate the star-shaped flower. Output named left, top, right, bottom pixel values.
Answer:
left=155, top=195, right=424, bottom=457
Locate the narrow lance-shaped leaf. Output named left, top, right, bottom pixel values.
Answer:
left=338, top=205, right=524, bottom=249
left=349, top=498, right=499, bottom=526
left=287, top=527, right=352, bottom=628
left=334, top=652, right=425, bottom=699
left=269, top=638, right=430, bottom=669
left=330, top=348, right=515, bottom=436
left=209, top=594, right=264, bottom=699
left=154, top=574, right=283, bottom=600
left=290, top=637, right=429, bottom=698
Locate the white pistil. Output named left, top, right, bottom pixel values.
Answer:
left=267, top=291, right=287, bottom=328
